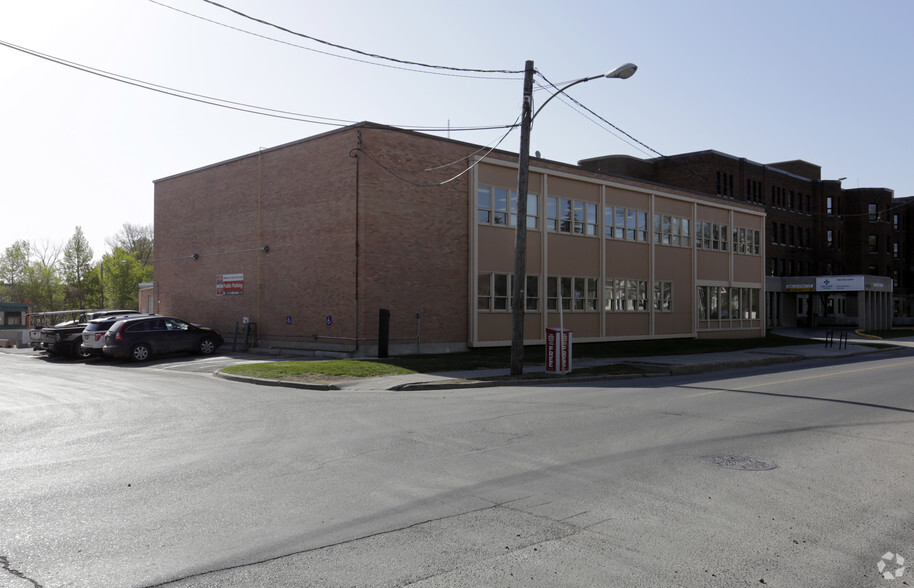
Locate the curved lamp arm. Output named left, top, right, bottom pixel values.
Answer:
left=532, top=63, right=637, bottom=121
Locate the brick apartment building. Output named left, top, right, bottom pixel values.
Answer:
left=153, top=123, right=765, bottom=356
left=581, top=150, right=908, bottom=328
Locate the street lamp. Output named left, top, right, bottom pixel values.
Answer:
left=510, top=60, right=637, bottom=376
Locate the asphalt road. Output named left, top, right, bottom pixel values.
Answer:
left=2, top=348, right=913, bottom=587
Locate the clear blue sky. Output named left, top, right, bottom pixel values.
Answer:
left=2, top=0, right=912, bottom=260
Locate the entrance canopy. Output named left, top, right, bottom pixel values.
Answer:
left=766, top=275, right=893, bottom=331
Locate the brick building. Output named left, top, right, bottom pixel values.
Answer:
left=153, top=123, right=765, bottom=356
left=581, top=150, right=909, bottom=328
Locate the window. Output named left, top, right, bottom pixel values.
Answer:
left=478, top=273, right=539, bottom=311
left=546, top=276, right=598, bottom=311
left=826, top=229, right=834, bottom=248
left=604, top=279, right=648, bottom=312
left=605, top=207, right=647, bottom=241
left=868, top=234, right=878, bottom=253
left=716, top=171, right=734, bottom=196
left=547, top=197, right=597, bottom=236
left=869, top=203, right=879, bottom=222
left=893, top=214, right=901, bottom=230
left=653, top=214, right=691, bottom=247
left=477, top=186, right=492, bottom=224
left=653, top=281, right=673, bottom=312
left=698, top=286, right=760, bottom=322
left=893, top=242, right=900, bottom=258
left=771, top=222, right=778, bottom=244
left=478, top=186, right=538, bottom=228
left=826, top=196, right=833, bottom=215
left=509, top=190, right=539, bottom=229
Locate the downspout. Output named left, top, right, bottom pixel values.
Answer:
left=258, top=149, right=263, bottom=334
left=352, top=131, right=362, bottom=354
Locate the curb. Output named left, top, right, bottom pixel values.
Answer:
left=215, top=344, right=894, bottom=392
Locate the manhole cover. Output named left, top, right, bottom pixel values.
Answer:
left=700, top=455, right=777, bottom=471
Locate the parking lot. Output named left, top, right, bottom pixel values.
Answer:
left=4, top=344, right=277, bottom=374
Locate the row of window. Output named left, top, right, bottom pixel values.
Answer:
left=477, top=273, right=674, bottom=313
left=653, top=215, right=691, bottom=248
left=868, top=234, right=903, bottom=257
left=478, top=186, right=758, bottom=253
left=697, top=286, right=761, bottom=321
left=865, top=204, right=904, bottom=226
left=770, top=259, right=815, bottom=277
left=771, top=186, right=811, bottom=213
left=477, top=186, right=538, bottom=229
left=696, top=223, right=761, bottom=255
left=772, top=223, right=811, bottom=249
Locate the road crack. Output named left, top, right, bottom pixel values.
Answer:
left=0, top=555, right=43, bottom=588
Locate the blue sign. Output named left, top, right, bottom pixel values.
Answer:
left=286, top=316, right=292, bottom=324
left=326, top=316, right=332, bottom=326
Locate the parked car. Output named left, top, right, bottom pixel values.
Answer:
left=81, top=313, right=151, bottom=357
left=103, top=316, right=224, bottom=362
left=40, top=310, right=139, bottom=358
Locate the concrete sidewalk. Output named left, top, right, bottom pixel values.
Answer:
left=218, top=331, right=904, bottom=391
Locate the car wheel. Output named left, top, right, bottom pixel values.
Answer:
left=72, top=340, right=92, bottom=359
left=198, top=336, right=216, bottom=355
left=130, top=343, right=151, bottom=362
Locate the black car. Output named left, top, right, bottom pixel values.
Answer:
left=102, top=316, right=223, bottom=362
left=81, top=313, right=151, bottom=356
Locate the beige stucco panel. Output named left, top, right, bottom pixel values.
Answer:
left=547, top=234, right=601, bottom=276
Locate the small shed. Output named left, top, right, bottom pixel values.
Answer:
left=0, top=301, right=29, bottom=347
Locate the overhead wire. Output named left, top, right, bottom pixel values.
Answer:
left=354, top=117, right=520, bottom=187
left=535, top=70, right=664, bottom=158
left=0, top=38, right=515, bottom=133
left=200, top=0, right=524, bottom=76
left=149, top=0, right=520, bottom=81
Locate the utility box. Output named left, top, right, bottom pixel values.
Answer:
left=545, top=328, right=572, bottom=374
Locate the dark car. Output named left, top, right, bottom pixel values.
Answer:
left=81, top=313, right=151, bottom=356
left=39, top=310, right=139, bottom=358
left=102, top=316, right=223, bottom=362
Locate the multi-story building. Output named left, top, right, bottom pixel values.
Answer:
left=152, top=124, right=766, bottom=356
left=580, top=150, right=906, bottom=328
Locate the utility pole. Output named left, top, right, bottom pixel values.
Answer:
left=510, top=60, right=534, bottom=376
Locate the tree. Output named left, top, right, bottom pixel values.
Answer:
left=99, top=248, right=152, bottom=310
left=0, top=240, right=31, bottom=302
left=61, top=227, right=94, bottom=308
left=106, top=223, right=153, bottom=267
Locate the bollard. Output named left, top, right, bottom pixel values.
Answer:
left=378, top=309, right=390, bottom=358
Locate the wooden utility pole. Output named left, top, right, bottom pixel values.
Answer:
left=510, top=60, right=534, bottom=376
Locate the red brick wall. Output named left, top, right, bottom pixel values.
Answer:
left=154, top=126, right=472, bottom=353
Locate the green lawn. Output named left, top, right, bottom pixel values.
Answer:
left=222, top=332, right=815, bottom=380
left=221, top=360, right=416, bottom=380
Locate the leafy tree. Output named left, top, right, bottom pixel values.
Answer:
left=0, top=240, right=31, bottom=302
left=61, top=227, right=94, bottom=308
left=99, top=248, right=152, bottom=310
left=20, top=260, right=63, bottom=312
left=106, top=223, right=153, bottom=267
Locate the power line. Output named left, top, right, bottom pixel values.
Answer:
left=149, top=0, right=521, bottom=81
left=200, top=0, right=524, bottom=76
left=535, top=70, right=664, bottom=158
left=354, top=119, right=519, bottom=187
left=0, top=38, right=515, bottom=132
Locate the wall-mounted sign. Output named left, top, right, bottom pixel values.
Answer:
left=817, top=276, right=863, bottom=292
left=786, top=283, right=815, bottom=292
left=216, top=273, right=244, bottom=296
